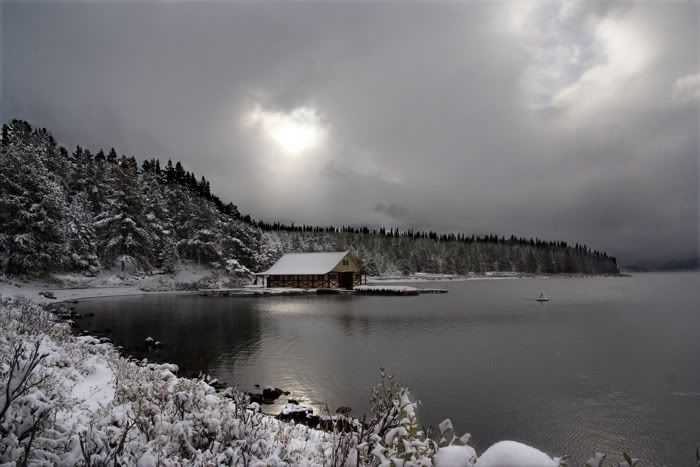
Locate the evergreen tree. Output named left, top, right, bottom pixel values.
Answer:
left=175, top=161, right=186, bottom=185
left=69, top=146, right=91, bottom=195
left=1, top=124, right=9, bottom=146
left=66, top=192, right=100, bottom=274
left=93, top=159, right=152, bottom=269
left=0, top=120, right=69, bottom=274
left=164, top=159, right=175, bottom=183
left=141, top=171, right=177, bottom=272
left=107, top=147, right=118, bottom=164
left=525, top=249, right=538, bottom=274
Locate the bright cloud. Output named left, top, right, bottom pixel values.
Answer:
left=672, top=72, right=700, bottom=102
left=549, top=14, right=654, bottom=118
left=504, top=0, right=602, bottom=108
left=504, top=0, right=654, bottom=117
left=245, top=105, right=327, bottom=155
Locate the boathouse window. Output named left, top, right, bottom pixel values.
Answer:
left=342, top=260, right=349, bottom=266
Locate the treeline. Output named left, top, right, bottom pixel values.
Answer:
left=0, top=120, right=263, bottom=276
left=261, top=230, right=619, bottom=276
left=258, top=221, right=614, bottom=260
left=140, top=158, right=246, bottom=219
left=256, top=222, right=618, bottom=276
left=0, top=119, right=618, bottom=277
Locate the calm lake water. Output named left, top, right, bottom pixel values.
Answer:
left=75, top=272, right=700, bottom=465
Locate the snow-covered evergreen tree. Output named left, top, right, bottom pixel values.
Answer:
left=93, top=156, right=152, bottom=270
left=0, top=120, right=69, bottom=274
left=65, top=192, right=100, bottom=274
left=141, top=169, right=177, bottom=272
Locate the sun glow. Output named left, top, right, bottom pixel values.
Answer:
left=246, top=105, right=326, bottom=155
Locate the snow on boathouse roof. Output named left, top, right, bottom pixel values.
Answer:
left=257, top=251, right=352, bottom=275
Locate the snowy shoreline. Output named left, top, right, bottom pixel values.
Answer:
left=0, top=269, right=622, bottom=305
left=0, top=297, right=343, bottom=465
left=0, top=295, right=570, bottom=466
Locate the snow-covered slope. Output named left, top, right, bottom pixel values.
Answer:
left=0, top=120, right=263, bottom=278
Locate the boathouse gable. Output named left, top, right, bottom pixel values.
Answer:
left=331, top=254, right=362, bottom=273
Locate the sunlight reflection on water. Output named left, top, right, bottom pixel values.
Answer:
left=76, top=272, right=700, bottom=466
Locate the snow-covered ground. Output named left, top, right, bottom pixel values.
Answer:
left=0, top=266, right=559, bottom=305
left=0, top=261, right=320, bottom=303
left=0, top=295, right=580, bottom=466
left=0, top=279, right=154, bottom=304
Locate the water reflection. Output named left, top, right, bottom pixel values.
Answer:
left=78, top=294, right=264, bottom=382
left=74, top=272, right=700, bottom=466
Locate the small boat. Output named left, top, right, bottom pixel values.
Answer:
left=536, top=291, right=549, bottom=302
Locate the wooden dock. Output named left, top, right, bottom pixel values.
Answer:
left=354, top=286, right=447, bottom=296
left=200, top=289, right=237, bottom=297
left=417, top=288, right=448, bottom=294
left=198, top=286, right=447, bottom=297
left=198, top=288, right=312, bottom=297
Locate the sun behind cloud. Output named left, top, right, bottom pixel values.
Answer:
left=245, top=104, right=327, bottom=156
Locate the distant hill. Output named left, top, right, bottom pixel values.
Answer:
left=622, top=256, right=699, bottom=272
left=659, top=257, right=699, bottom=271
left=0, top=119, right=619, bottom=278
left=649, top=257, right=698, bottom=272
left=619, top=265, right=648, bottom=273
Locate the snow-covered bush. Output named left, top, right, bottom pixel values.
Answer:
left=0, top=298, right=66, bottom=465
left=0, top=296, right=338, bottom=465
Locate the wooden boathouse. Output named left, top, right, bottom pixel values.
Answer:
left=255, top=251, right=365, bottom=289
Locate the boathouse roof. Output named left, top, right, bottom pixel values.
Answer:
left=257, top=251, right=352, bottom=275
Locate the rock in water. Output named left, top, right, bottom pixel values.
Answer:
left=262, top=387, right=284, bottom=400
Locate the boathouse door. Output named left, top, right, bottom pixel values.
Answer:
left=339, top=272, right=354, bottom=289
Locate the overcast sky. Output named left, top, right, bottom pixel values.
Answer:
left=1, top=1, right=698, bottom=266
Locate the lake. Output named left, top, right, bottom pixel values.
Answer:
left=74, top=272, right=700, bottom=465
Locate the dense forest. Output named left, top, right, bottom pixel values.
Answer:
left=0, top=120, right=263, bottom=277
left=0, top=120, right=618, bottom=278
left=262, top=229, right=619, bottom=276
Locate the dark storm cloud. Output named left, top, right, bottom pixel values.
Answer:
left=1, top=1, right=698, bottom=265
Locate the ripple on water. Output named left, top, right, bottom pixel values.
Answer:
left=73, top=273, right=700, bottom=466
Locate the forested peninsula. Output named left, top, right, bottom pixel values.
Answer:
left=0, top=120, right=619, bottom=279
